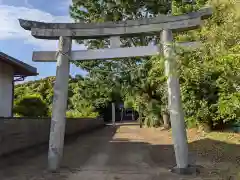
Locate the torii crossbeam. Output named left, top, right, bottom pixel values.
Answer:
left=19, top=7, right=211, bottom=39
left=19, top=7, right=212, bottom=173
left=32, top=41, right=200, bottom=62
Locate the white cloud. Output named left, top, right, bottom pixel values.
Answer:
left=0, top=5, right=83, bottom=50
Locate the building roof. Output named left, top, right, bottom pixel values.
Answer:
left=0, top=52, right=37, bottom=76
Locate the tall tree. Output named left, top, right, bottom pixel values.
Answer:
left=69, top=0, right=209, bottom=126
left=175, top=0, right=240, bottom=130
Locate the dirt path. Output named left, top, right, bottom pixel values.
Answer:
left=0, top=123, right=239, bottom=180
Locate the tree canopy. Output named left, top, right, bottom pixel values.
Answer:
left=14, top=0, right=240, bottom=131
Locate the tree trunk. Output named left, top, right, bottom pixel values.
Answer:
left=198, top=118, right=213, bottom=133
left=139, top=112, right=143, bottom=128
left=163, top=112, right=171, bottom=129
left=198, top=122, right=211, bottom=133
left=138, top=106, right=143, bottom=128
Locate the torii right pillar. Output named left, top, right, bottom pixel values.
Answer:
left=162, top=30, right=195, bottom=174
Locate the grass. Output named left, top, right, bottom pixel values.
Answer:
left=185, top=129, right=240, bottom=179
left=205, top=131, right=240, bottom=144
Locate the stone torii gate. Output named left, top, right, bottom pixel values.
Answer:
left=19, top=7, right=212, bottom=172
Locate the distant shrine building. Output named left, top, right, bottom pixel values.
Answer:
left=0, top=52, right=37, bottom=117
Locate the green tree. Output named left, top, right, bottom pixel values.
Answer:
left=176, top=0, right=240, bottom=130
left=14, top=76, right=100, bottom=118
left=14, top=0, right=240, bottom=130
left=69, top=0, right=177, bottom=125
left=69, top=0, right=211, bottom=126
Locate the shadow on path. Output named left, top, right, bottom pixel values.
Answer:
left=0, top=125, right=239, bottom=180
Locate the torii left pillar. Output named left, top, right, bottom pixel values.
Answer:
left=48, top=36, right=72, bottom=171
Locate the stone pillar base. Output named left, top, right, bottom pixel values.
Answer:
left=170, top=165, right=202, bottom=175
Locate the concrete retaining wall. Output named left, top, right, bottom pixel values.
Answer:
left=0, top=117, right=104, bottom=156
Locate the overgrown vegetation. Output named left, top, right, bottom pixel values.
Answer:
left=14, top=0, right=240, bottom=131
left=14, top=94, right=48, bottom=117
left=14, top=76, right=99, bottom=118
left=177, top=0, right=240, bottom=130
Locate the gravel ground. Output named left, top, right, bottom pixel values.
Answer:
left=0, top=122, right=239, bottom=180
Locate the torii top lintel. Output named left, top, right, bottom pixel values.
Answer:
left=19, top=7, right=212, bottom=40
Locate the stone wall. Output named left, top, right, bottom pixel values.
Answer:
left=0, top=117, right=104, bottom=156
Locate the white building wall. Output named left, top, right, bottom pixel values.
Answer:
left=0, top=62, right=14, bottom=117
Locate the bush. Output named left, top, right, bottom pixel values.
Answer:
left=176, top=0, right=240, bottom=131
left=66, top=110, right=98, bottom=118
left=13, top=94, right=48, bottom=117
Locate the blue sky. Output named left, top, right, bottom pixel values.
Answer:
left=0, top=0, right=87, bottom=81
